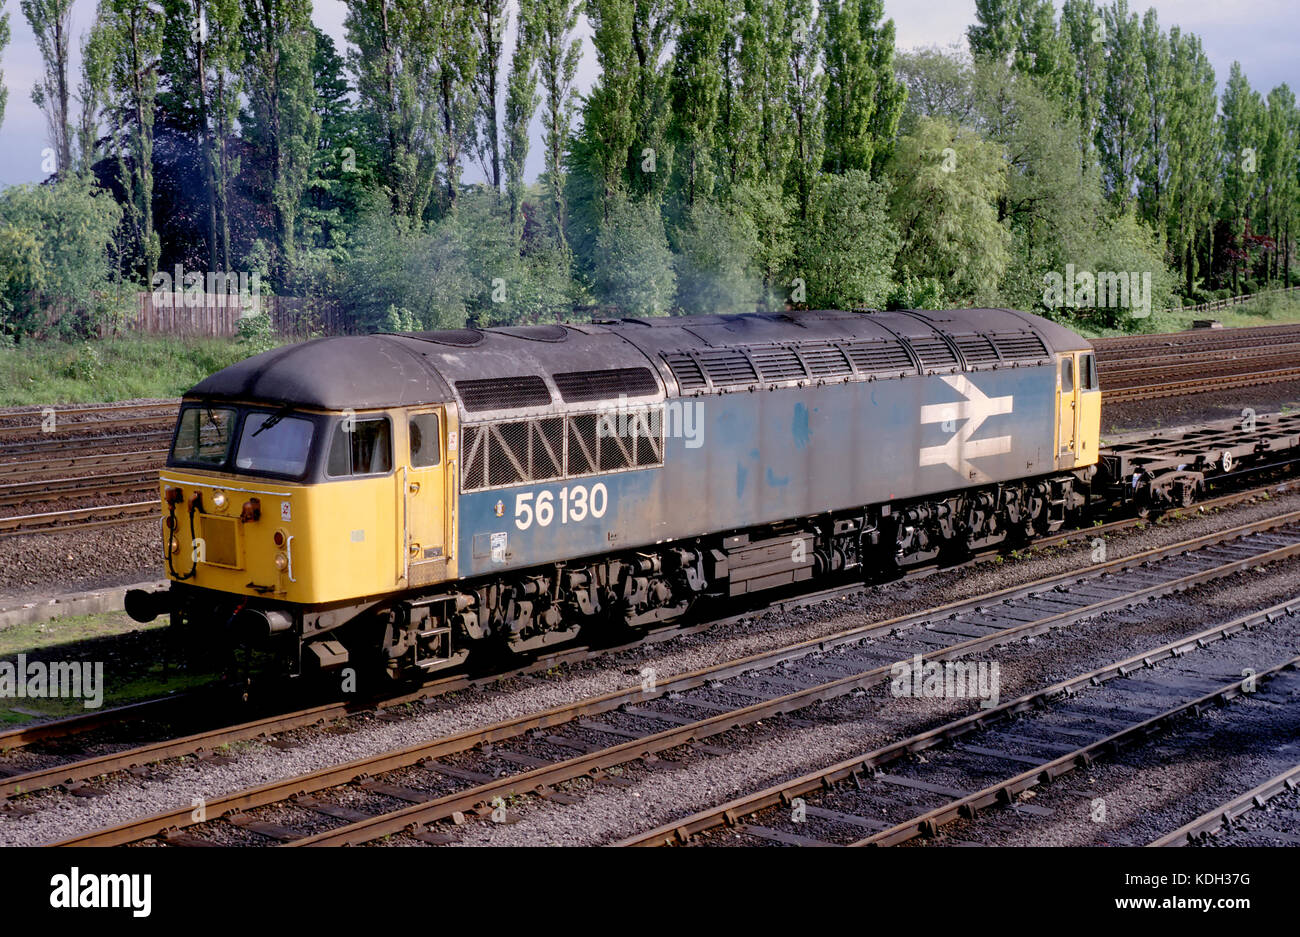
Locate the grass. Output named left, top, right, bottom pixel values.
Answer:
left=1077, top=290, right=1300, bottom=338
left=0, top=334, right=275, bottom=406
left=0, top=609, right=218, bottom=723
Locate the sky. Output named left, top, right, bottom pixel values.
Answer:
left=0, top=0, right=1296, bottom=188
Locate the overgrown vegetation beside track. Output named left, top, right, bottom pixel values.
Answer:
left=0, top=333, right=286, bottom=407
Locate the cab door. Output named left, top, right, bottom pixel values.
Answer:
left=404, top=408, right=449, bottom=588
left=1056, top=354, right=1080, bottom=468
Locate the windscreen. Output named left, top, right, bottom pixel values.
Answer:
left=235, top=412, right=316, bottom=476
left=170, top=406, right=237, bottom=468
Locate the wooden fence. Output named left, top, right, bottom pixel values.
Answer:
left=104, top=292, right=352, bottom=339
left=1170, top=285, right=1300, bottom=317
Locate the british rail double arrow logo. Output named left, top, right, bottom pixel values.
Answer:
left=918, top=375, right=1013, bottom=482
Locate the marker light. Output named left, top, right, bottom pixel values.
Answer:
left=274, top=553, right=288, bottom=571
left=212, top=492, right=227, bottom=509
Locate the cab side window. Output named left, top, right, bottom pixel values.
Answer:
left=409, top=413, right=441, bottom=468
left=327, top=418, right=392, bottom=476
left=1060, top=356, right=1074, bottom=393
left=1082, top=353, right=1099, bottom=390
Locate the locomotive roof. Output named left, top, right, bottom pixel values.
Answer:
left=186, top=308, right=1090, bottom=418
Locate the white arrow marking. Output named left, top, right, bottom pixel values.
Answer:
left=918, top=375, right=1013, bottom=482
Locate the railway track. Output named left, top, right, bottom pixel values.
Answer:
left=1100, top=366, right=1300, bottom=403
left=1, top=479, right=1289, bottom=785
left=33, top=509, right=1300, bottom=846
left=1092, top=323, right=1300, bottom=355
left=1149, top=763, right=1300, bottom=847
left=621, top=599, right=1300, bottom=846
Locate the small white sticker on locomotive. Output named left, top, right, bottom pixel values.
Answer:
left=351, top=529, right=365, bottom=542
left=281, top=501, right=291, bottom=522
left=448, top=430, right=458, bottom=453
left=490, top=531, right=507, bottom=564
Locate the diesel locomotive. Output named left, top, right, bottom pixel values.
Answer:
left=126, top=308, right=1102, bottom=680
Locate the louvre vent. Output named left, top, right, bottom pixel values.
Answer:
left=844, top=341, right=915, bottom=376
left=796, top=344, right=854, bottom=378
left=907, top=336, right=960, bottom=371
left=697, top=349, right=759, bottom=387
left=553, top=367, right=659, bottom=402
left=455, top=375, right=552, bottom=412
left=749, top=347, right=807, bottom=382
left=990, top=332, right=1049, bottom=363
left=662, top=352, right=707, bottom=390
left=954, top=334, right=999, bottom=366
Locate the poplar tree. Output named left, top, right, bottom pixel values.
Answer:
left=1061, top=0, right=1102, bottom=170
left=503, top=0, right=539, bottom=237
left=1164, top=27, right=1216, bottom=295
left=1259, top=85, right=1298, bottom=284
left=242, top=0, right=319, bottom=285
left=535, top=0, right=580, bottom=246
left=668, top=0, right=726, bottom=207
left=1219, top=61, right=1263, bottom=292
left=0, top=0, right=10, bottom=130
left=967, top=0, right=1016, bottom=63
left=1096, top=0, right=1146, bottom=209
left=584, top=0, right=637, bottom=217
left=345, top=0, right=442, bottom=224
left=22, top=0, right=75, bottom=172
left=435, top=0, right=479, bottom=213
left=471, top=0, right=506, bottom=191
left=785, top=0, right=824, bottom=223
left=101, top=0, right=165, bottom=282
left=1135, top=7, right=1170, bottom=230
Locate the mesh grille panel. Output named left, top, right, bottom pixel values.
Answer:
left=553, top=367, right=659, bottom=402
left=456, top=375, right=551, bottom=412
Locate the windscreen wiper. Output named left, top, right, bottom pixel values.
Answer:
left=250, top=403, right=294, bottom=437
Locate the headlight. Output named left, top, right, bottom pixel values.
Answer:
left=212, top=491, right=227, bottom=509
left=274, top=553, right=288, bottom=571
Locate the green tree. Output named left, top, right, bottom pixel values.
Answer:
left=821, top=0, right=904, bottom=176
left=1096, top=0, right=1146, bottom=209
left=1218, top=61, right=1264, bottom=292
left=0, top=0, right=10, bottom=130
left=535, top=0, right=580, bottom=245
left=76, top=9, right=114, bottom=174
left=345, top=0, right=441, bottom=224
left=22, top=0, right=75, bottom=172
left=1164, top=27, right=1217, bottom=296
left=1259, top=85, right=1298, bottom=285
left=668, top=0, right=726, bottom=208
left=435, top=0, right=479, bottom=213
left=583, top=0, right=637, bottom=217
left=100, top=0, right=165, bottom=284
left=242, top=0, right=319, bottom=286
left=798, top=169, right=897, bottom=308
left=894, top=44, right=976, bottom=134
left=784, top=0, right=824, bottom=222
left=1134, top=7, right=1169, bottom=231
left=1061, top=0, right=1102, bottom=170
left=886, top=116, right=1009, bottom=304
left=590, top=195, right=676, bottom=314
left=967, top=0, right=1016, bottom=62
left=503, top=0, right=538, bottom=237
left=0, top=176, right=124, bottom=340
left=672, top=196, right=761, bottom=313
left=472, top=0, right=506, bottom=191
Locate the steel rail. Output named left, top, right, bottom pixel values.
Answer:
left=46, top=511, right=1300, bottom=846
left=845, top=654, right=1300, bottom=847
left=618, top=598, right=1300, bottom=846
left=1147, top=762, right=1300, bottom=847
left=16, top=506, right=1300, bottom=813
left=1103, top=366, right=1300, bottom=403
